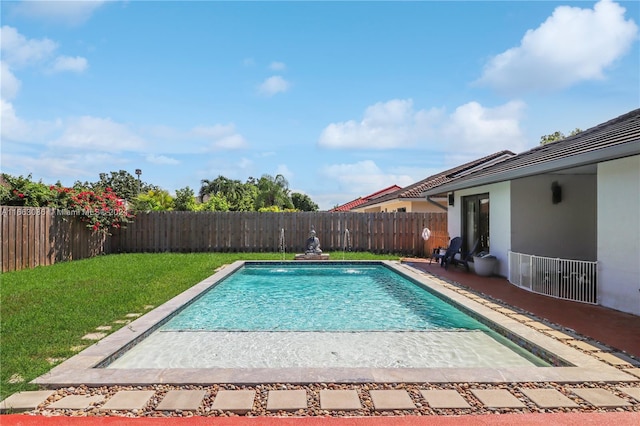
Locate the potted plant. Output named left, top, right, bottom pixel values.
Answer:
left=473, top=252, right=497, bottom=276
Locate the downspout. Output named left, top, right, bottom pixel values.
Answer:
left=427, top=195, right=448, bottom=211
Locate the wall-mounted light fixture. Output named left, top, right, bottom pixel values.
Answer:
left=448, top=192, right=455, bottom=206
left=551, top=181, right=562, bottom=204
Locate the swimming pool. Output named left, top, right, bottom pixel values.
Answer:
left=162, top=264, right=494, bottom=331
left=106, top=262, right=548, bottom=369
left=35, top=260, right=632, bottom=386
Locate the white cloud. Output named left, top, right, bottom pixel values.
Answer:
left=0, top=98, right=29, bottom=140
left=269, top=61, right=286, bottom=71
left=0, top=98, right=60, bottom=143
left=50, top=55, right=88, bottom=73
left=0, top=26, right=57, bottom=68
left=191, top=124, right=248, bottom=150
left=0, top=152, right=126, bottom=182
left=275, top=164, right=293, bottom=179
left=191, top=124, right=236, bottom=140
left=243, top=57, right=255, bottom=67
left=198, top=157, right=255, bottom=182
left=1, top=26, right=89, bottom=82
left=237, top=157, right=254, bottom=170
left=121, top=123, right=250, bottom=154
left=314, top=161, right=441, bottom=210
left=0, top=61, right=21, bottom=100
left=476, top=0, right=638, bottom=94
left=320, top=160, right=415, bottom=197
left=9, top=1, right=107, bottom=26
left=146, top=154, right=180, bottom=165
left=258, top=75, right=291, bottom=96
left=1, top=153, right=86, bottom=179
left=145, top=124, right=184, bottom=141
left=51, top=116, right=147, bottom=152
left=442, top=101, right=527, bottom=155
left=212, top=134, right=248, bottom=149
left=318, top=99, right=443, bottom=149
left=318, top=99, right=527, bottom=160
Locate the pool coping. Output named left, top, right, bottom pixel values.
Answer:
left=32, top=260, right=638, bottom=387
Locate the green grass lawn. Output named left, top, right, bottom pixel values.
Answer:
left=0, top=251, right=401, bottom=400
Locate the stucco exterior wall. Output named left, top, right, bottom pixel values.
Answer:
left=405, top=200, right=447, bottom=213
left=354, top=199, right=447, bottom=213
left=510, top=173, right=597, bottom=260
left=450, top=182, right=511, bottom=277
left=597, top=155, right=640, bottom=315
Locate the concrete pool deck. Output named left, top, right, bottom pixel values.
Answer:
left=30, top=260, right=638, bottom=386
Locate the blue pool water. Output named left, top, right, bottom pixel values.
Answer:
left=109, top=262, right=551, bottom=369
left=163, top=263, right=489, bottom=332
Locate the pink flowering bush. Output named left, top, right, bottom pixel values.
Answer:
left=49, top=185, right=134, bottom=234
left=0, top=174, right=53, bottom=206
left=1, top=173, right=133, bottom=234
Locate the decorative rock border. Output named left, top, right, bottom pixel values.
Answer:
left=1, top=382, right=639, bottom=417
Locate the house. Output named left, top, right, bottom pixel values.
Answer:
left=329, top=185, right=402, bottom=212
left=351, top=151, right=515, bottom=214
left=422, top=108, right=640, bottom=316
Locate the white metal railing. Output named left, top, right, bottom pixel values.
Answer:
left=508, top=251, right=598, bottom=304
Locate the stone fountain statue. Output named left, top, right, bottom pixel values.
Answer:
left=295, top=227, right=329, bottom=260
left=305, top=230, right=322, bottom=254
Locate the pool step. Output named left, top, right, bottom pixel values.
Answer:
left=2, top=384, right=639, bottom=414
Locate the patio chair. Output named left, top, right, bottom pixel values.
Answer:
left=430, top=237, right=463, bottom=269
left=449, top=239, right=480, bottom=272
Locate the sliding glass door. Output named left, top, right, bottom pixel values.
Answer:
left=462, top=193, right=490, bottom=255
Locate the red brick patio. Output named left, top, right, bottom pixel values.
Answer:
left=402, top=258, right=640, bottom=359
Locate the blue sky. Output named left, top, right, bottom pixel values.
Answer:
left=1, top=0, right=638, bottom=210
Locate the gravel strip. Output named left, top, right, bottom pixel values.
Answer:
left=25, top=381, right=640, bottom=418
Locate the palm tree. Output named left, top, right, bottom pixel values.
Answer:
left=255, top=174, right=293, bottom=210
left=200, top=176, right=254, bottom=210
left=199, top=178, right=215, bottom=199
left=200, top=176, right=230, bottom=198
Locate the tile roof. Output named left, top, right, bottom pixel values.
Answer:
left=423, top=108, right=640, bottom=196
left=355, top=150, right=516, bottom=209
left=329, top=185, right=402, bottom=212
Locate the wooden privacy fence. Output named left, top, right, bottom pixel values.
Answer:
left=1, top=209, right=447, bottom=272
left=1, top=206, right=109, bottom=273
left=424, top=227, right=451, bottom=256
left=110, top=211, right=448, bottom=256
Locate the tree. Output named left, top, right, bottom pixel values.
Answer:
left=76, top=170, right=157, bottom=201
left=200, top=175, right=252, bottom=211
left=0, top=174, right=52, bottom=206
left=133, top=189, right=174, bottom=212
left=200, top=175, right=229, bottom=198
left=0, top=173, right=132, bottom=233
left=55, top=186, right=133, bottom=233
left=539, top=131, right=564, bottom=145
left=291, top=192, right=319, bottom=211
left=539, top=128, right=583, bottom=145
left=198, top=174, right=304, bottom=211
left=254, top=174, right=293, bottom=210
left=234, top=181, right=258, bottom=211
left=195, top=193, right=230, bottom=211
left=174, top=186, right=197, bottom=211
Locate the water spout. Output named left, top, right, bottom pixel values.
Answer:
left=342, top=228, right=351, bottom=260
left=279, top=228, right=286, bottom=260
